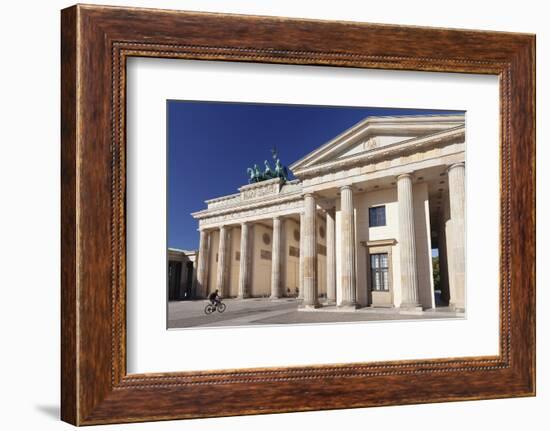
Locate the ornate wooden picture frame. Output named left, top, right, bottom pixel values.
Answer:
left=61, top=4, right=535, bottom=425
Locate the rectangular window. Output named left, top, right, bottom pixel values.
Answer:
left=369, top=205, right=386, bottom=227
left=370, top=253, right=389, bottom=291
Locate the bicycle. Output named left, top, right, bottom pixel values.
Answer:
left=204, top=300, right=227, bottom=315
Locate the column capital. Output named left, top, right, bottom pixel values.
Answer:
left=201, top=227, right=219, bottom=235
left=447, top=162, right=465, bottom=172
left=396, top=172, right=414, bottom=181
left=340, top=184, right=354, bottom=192
left=303, top=192, right=316, bottom=199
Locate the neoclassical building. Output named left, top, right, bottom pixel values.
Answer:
left=167, top=248, right=197, bottom=301
left=191, top=114, right=465, bottom=311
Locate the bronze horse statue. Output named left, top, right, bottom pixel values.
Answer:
left=246, top=149, right=289, bottom=184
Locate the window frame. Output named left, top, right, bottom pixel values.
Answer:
left=368, top=205, right=387, bottom=227
left=370, top=252, right=390, bottom=292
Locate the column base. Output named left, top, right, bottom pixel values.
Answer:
left=338, top=301, right=360, bottom=310
left=300, top=302, right=322, bottom=310
left=449, top=302, right=465, bottom=313
left=399, top=303, right=423, bottom=312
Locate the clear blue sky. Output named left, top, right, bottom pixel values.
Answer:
left=168, top=101, right=462, bottom=250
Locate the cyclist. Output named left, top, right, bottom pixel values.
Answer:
left=208, top=289, right=221, bottom=308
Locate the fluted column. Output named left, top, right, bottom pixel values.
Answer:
left=238, top=222, right=250, bottom=299
left=339, top=186, right=357, bottom=307
left=216, top=226, right=230, bottom=297
left=271, top=216, right=283, bottom=299
left=439, top=203, right=451, bottom=305
left=447, top=163, right=465, bottom=311
left=298, top=212, right=305, bottom=299
left=397, top=173, right=421, bottom=309
left=326, top=208, right=336, bottom=304
left=195, top=229, right=210, bottom=298
left=302, top=193, right=320, bottom=308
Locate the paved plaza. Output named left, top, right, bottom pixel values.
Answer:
left=167, top=298, right=464, bottom=329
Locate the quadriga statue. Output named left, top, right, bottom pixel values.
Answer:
left=246, top=148, right=290, bottom=184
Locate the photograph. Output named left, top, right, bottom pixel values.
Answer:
left=166, top=101, right=466, bottom=329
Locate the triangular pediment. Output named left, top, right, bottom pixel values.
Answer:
left=289, top=114, right=465, bottom=176
left=334, top=135, right=419, bottom=159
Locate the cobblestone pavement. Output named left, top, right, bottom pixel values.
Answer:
left=168, top=298, right=463, bottom=329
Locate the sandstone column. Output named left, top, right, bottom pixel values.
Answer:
left=302, top=193, right=320, bottom=308
left=298, top=212, right=305, bottom=300
left=339, top=186, right=357, bottom=308
left=195, top=229, right=210, bottom=298
left=238, top=222, right=250, bottom=299
left=216, top=225, right=229, bottom=297
left=326, top=208, right=336, bottom=304
left=397, top=173, right=421, bottom=309
left=271, top=216, right=283, bottom=299
left=447, top=162, right=466, bottom=311
left=438, top=203, right=451, bottom=305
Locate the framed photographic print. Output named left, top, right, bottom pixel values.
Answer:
left=61, top=4, right=535, bottom=425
